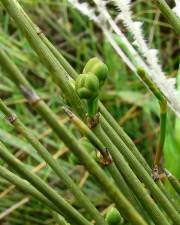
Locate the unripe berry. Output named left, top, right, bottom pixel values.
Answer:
left=105, top=207, right=122, bottom=225
left=75, top=73, right=99, bottom=100
left=83, top=57, right=108, bottom=86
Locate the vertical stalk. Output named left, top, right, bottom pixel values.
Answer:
left=154, top=100, right=167, bottom=167
left=152, top=0, right=180, bottom=34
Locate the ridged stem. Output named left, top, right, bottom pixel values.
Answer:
left=0, top=141, right=92, bottom=225
left=0, top=1, right=178, bottom=223
left=99, top=102, right=151, bottom=173
left=34, top=100, right=147, bottom=225
left=64, top=108, right=153, bottom=222
left=0, top=165, right=61, bottom=213
left=0, top=0, right=85, bottom=120
left=40, top=33, right=152, bottom=174
left=154, top=100, right=167, bottom=167
left=0, top=99, right=107, bottom=225
left=158, top=180, right=180, bottom=212
left=9, top=6, right=152, bottom=179
left=92, top=123, right=172, bottom=225
left=20, top=10, right=151, bottom=178
left=152, top=0, right=180, bottom=34
left=165, top=169, right=180, bottom=196
left=100, top=117, right=180, bottom=224
left=0, top=51, right=146, bottom=225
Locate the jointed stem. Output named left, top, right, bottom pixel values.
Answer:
left=0, top=1, right=179, bottom=224
left=165, top=169, right=180, bottom=196
left=0, top=141, right=92, bottom=225
left=0, top=165, right=61, bottom=213
left=64, top=108, right=154, bottom=222
left=0, top=51, right=146, bottom=225
left=136, top=69, right=168, bottom=178
left=154, top=100, right=167, bottom=168
left=152, top=0, right=180, bottom=35
left=0, top=99, right=107, bottom=225
left=99, top=117, right=180, bottom=224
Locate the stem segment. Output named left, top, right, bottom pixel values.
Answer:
left=154, top=100, right=167, bottom=168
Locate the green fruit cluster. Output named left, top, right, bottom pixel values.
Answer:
left=75, top=57, right=108, bottom=100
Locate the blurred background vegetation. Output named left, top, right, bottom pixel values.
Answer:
left=0, top=0, right=179, bottom=224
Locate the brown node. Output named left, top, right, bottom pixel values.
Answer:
left=88, top=113, right=100, bottom=129
left=7, top=113, right=17, bottom=124
left=20, top=85, right=41, bottom=106
left=152, top=164, right=165, bottom=182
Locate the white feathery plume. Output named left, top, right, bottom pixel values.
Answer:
left=173, top=0, right=180, bottom=18
left=68, top=0, right=99, bottom=23
left=68, top=0, right=135, bottom=71
left=67, top=0, right=180, bottom=116
left=110, top=0, right=180, bottom=115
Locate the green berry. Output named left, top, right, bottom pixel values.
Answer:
left=83, top=57, right=108, bottom=86
left=105, top=207, right=122, bottom=225
left=75, top=73, right=99, bottom=100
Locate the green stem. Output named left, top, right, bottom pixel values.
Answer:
left=137, top=68, right=166, bottom=102
left=10, top=5, right=152, bottom=182
left=63, top=107, right=109, bottom=160
left=165, top=169, right=180, bottom=196
left=42, top=36, right=151, bottom=176
left=154, top=100, right=167, bottom=167
left=0, top=99, right=107, bottom=225
left=115, top=34, right=166, bottom=103
left=0, top=52, right=146, bottom=225
left=1, top=0, right=177, bottom=223
left=64, top=107, right=147, bottom=216
left=100, top=117, right=180, bottom=224
left=40, top=35, right=77, bottom=80
left=52, top=211, right=70, bottom=225
left=1, top=1, right=150, bottom=181
left=0, top=141, right=92, bottom=225
left=0, top=165, right=61, bottom=214
left=99, top=103, right=151, bottom=174
left=158, top=179, right=180, bottom=212
left=0, top=0, right=85, bottom=120
left=35, top=101, right=147, bottom=225
left=152, top=0, right=180, bottom=34
left=87, top=98, right=98, bottom=119
left=92, top=123, right=172, bottom=225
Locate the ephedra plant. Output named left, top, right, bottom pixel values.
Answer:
left=0, top=0, right=179, bottom=224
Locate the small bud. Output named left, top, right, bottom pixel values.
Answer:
left=105, top=207, right=122, bottom=225
left=75, top=73, right=99, bottom=100
left=83, top=57, right=108, bottom=86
